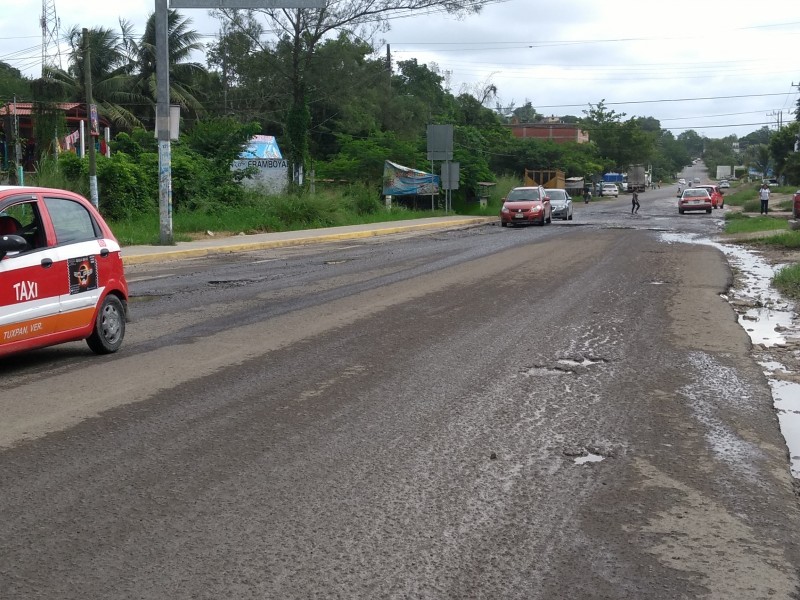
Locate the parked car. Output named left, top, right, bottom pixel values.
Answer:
left=600, top=183, right=619, bottom=198
left=0, top=186, right=129, bottom=357
left=545, top=188, right=573, bottom=221
left=793, top=190, right=800, bottom=219
left=697, top=184, right=725, bottom=209
left=678, top=188, right=713, bottom=214
left=500, top=186, right=552, bottom=227
left=719, top=180, right=730, bottom=189
left=678, top=178, right=687, bottom=185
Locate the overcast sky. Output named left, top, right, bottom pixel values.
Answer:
left=2, top=0, right=798, bottom=139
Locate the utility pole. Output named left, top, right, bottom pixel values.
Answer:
left=83, top=28, right=98, bottom=208
left=160, top=0, right=325, bottom=245
left=13, top=96, right=23, bottom=185
left=155, top=0, right=173, bottom=245
left=793, top=82, right=800, bottom=152
left=386, top=44, right=391, bottom=94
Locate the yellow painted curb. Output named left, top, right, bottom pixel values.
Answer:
left=123, top=217, right=496, bottom=265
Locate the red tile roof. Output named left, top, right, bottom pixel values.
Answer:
left=0, top=102, right=82, bottom=117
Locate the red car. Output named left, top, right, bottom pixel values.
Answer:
left=0, top=186, right=129, bottom=357
left=793, top=190, right=800, bottom=219
left=678, top=188, right=713, bottom=214
left=697, top=184, right=724, bottom=209
left=500, top=186, right=552, bottom=227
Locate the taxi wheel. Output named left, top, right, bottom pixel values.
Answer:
left=87, top=295, right=126, bottom=354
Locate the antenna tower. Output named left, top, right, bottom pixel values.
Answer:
left=40, top=0, right=62, bottom=75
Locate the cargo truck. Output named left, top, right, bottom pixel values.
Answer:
left=626, top=164, right=648, bottom=193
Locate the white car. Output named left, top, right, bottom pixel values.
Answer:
left=719, top=180, right=730, bottom=189
left=601, top=183, right=619, bottom=198
left=678, top=178, right=687, bottom=185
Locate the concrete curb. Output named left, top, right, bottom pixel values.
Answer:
left=122, top=217, right=497, bottom=265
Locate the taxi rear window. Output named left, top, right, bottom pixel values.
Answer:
left=44, top=197, right=100, bottom=244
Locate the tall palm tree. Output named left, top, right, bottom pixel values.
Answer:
left=126, top=9, right=206, bottom=128
left=43, top=22, right=145, bottom=130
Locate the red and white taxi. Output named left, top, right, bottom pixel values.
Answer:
left=0, top=186, right=128, bottom=357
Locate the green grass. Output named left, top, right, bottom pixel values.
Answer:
left=724, top=213, right=789, bottom=234
left=108, top=191, right=454, bottom=246
left=746, top=231, right=800, bottom=249
left=774, top=263, right=800, bottom=299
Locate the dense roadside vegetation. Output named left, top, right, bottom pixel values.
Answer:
left=1, top=4, right=799, bottom=244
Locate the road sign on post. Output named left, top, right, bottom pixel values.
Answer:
left=426, top=124, right=453, bottom=161
left=155, top=0, right=325, bottom=244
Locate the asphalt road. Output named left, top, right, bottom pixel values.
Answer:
left=1, top=179, right=799, bottom=599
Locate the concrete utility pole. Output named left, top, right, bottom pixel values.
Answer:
left=156, top=0, right=325, bottom=244
left=155, top=0, right=172, bottom=244
left=83, top=28, right=98, bottom=208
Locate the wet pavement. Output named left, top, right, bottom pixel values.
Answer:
left=662, top=232, right=800, bottom=478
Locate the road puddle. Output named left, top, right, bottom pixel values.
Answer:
left=574, top=453, right=604, bottom=465
left=661, top=232, right=800, bottom=477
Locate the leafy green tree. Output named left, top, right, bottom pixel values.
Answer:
left=510, top=102, right=540, bottom=124
left=213, top=0, right=492, bottom=188
left=676, top=129, right=704, bottom=159
left=304, top=34, right=388, bottom=160
left=746, top=143, right=771, bottom=179
left=655, top=130, right=691, bottom=179
left=315, top=130, right=424, bottom=186
left=740, top=126, right=772, bottom=151
left=580, top=101, right=655, bottom=171
left=0, top=61, right=31, bottom=99
left=768, top=122, right=799, bottom=180
left=698, top=136, right=737, bottom=181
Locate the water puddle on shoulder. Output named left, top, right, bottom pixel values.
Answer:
left=661, top=232, right=800, bottom=477
left=574, top=453, right=605, bottom=465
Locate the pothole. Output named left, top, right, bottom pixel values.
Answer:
left=208, top=279, right=256, bottom=287
left=557, top=356, right=606, bottom=367
left=523, top=366, right=573, bottom=377
left=524, top=356, right=607, bottom=376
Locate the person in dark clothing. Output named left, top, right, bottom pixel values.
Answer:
left=631, top=190, right=640, bottom=214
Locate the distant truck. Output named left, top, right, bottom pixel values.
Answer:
left=716, top=165, right=732, bottom=180
left=524, top=169, right=565, bottom=189
left=626, top=164, right=648, bottom=193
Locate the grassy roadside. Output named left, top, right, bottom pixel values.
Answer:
left=722, top=183, right=800, bottom=299
left=105, top=175, right=523, bottom=246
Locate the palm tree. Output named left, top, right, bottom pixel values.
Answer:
left=126, top=9, right=206, bottom=128
left=43, top=22, right=145, bottom=130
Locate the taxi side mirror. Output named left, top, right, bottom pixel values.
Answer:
left=0, top=234, right=28, bottom=259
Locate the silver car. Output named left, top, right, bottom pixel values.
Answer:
left=546, top=188, right=573, bottom=221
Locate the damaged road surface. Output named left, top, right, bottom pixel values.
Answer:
left=1, top=204, right=799, bottom=598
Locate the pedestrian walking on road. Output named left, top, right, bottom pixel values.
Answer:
left=759, top=183, right=771, bottom=214
left=631, top=190, right=640, bottom=215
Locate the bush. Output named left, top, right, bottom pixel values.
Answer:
left=342, top=183, right=382, bottom=215
left=95, top=152, right=156, bottom=220
left=267, top=193, right=340, bottom=228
